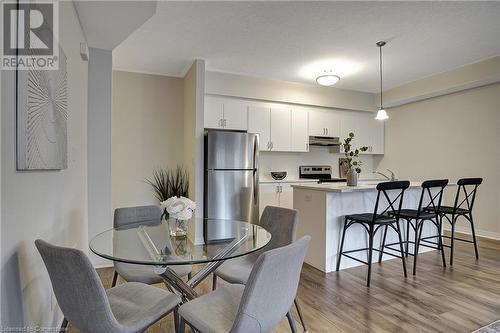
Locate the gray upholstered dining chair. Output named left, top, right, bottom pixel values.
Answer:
left=178, top=236, right=311, bottom=333
left=111, top=205, right=192, bottom=287
left=213, top=206, right=308, bottom=331
left=35, top=239, right=181, bottom=333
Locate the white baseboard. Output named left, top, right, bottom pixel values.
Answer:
left=443, top=227, right=500, bottom=241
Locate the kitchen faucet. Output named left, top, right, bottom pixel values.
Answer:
left=374, top=169, right=396, bottom=181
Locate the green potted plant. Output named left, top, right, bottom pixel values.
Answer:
left=146, top=166, right=193, bottom=237
left=341, top=133, right=368, bottom=186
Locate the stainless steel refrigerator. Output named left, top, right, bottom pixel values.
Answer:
left=204, top=130, right=259, bottom=243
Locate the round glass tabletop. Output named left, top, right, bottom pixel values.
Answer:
left=89, top=218, right=272, bottom=266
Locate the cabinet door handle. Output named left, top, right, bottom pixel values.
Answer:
left=223, top=119, right=227, bottom=127
left=326, top=128, right=329, bottom=136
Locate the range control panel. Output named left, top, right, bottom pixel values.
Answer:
left=299, top=165, right=332, bottom=179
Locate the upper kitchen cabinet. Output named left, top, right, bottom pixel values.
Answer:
left=248, top=106, right=271, bottom=151
left=309, top=109, right=341, bottom=137
left=270, top=108, right=292, bottom=151
left=248, top=106, right=291, bottom=151
left=290, top=109, right=309, bottom=152
left=205, top=97, right=224, bottom=129
left=204, top=96, right=248, bottom=130
left=340, top=113, right=385, bottom=154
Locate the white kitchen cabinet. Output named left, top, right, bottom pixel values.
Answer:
left=291, top=109, right=309, bottom=152
left=259, top=183, right=281, bottom=216
left=278, top=183, right=293, bottom=209
left=205, top=97, right=224, bottom=129
left=248, top=106, right=291, bottom=151
left=248, top=106, right=271, bottom=151
left=309, top=109, right=341, bottom=137
left=340, top=113, right=384, bottom=154
left=270, top=108, right=291, bottom=151
left=223, top=101, right=248, bottom=130
left=204, top=96, right=248, bottom=130
left=369, top=120, right=385, bottom=154
left=259, top=182, right=291, bottom=217
left=259, top=182, right=315, bottom=217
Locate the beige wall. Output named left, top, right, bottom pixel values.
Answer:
left=1, top=2, right=88, bottom=327
left=381, top=56, right=500, bottom=108
left=112, top=71, right=184, bottom=209
left=377, top=83, right=500, bottom=238
left=183, top=60, right=205, bottom=244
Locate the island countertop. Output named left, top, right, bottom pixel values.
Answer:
left=291, top=181, right=425, bottom=193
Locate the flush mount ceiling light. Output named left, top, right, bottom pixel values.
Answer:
left=316, top=71, right=340, bottom=86
left=375, top=41, right=389, bottom=120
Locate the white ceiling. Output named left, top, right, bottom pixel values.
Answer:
left=74, top=1, right=157, bottom=50
left=113, top=1, right=500, bottom=93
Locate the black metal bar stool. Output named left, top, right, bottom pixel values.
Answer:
left=381, top=179, right=448, bottom=275
left=423, top=178, right=482, bottom=265
left=336, top=181, right=410, bottom=287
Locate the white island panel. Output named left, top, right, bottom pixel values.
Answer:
left=293, top=183, right=439, bottom=273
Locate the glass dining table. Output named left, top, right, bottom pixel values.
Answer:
left=90, top=218, right=271, bottom=302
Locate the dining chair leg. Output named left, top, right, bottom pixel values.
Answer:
left=111, top=271, right=118, bottom=287
left=173, top=309, right=180, bottom=333
left=437, top=216, right=446, bottom=267
left=59, top=317, right=68, bottom=333
left=212, top=274, right=217, bottom=291
left=405, top=219, right=410, bottom=257
left=366, top=225, right=374, bottom=287
left=336, top=219, right=348, bottom=271
left=177, top=317, right=185, bottom=333
left=294, top=298, right=307, bottom=332
left=287, top=311, right=298, bottom=333
left=469, top=214, right=480, bottom=260
left=395, top=222, right=407, bottom=278
left=187, top=272, right=192, bottom=280
left=413, top=222, right=424, bottom=275
left=450, top=217, right=456, bottom=266
left=378, top=225, right=388, bottom=263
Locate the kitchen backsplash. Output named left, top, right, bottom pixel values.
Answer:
left=259, top=146, right=376, bottom=179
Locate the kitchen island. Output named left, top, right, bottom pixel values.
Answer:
left=292, top=181, right=440, bottom=273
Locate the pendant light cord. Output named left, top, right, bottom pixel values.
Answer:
left=379, top=44, right=383, bottom=109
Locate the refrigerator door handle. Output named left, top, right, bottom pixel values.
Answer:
left=253, top=135, right=259, bottom=204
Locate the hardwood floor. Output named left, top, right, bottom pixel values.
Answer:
left=68, top=239, right=500, bottom=333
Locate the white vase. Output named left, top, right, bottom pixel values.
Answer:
left=346, top=168, right=358, bottom=186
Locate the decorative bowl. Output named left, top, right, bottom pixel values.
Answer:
left=270, top=171, right=287, bottom=180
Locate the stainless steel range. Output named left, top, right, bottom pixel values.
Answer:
left=299, top=165, right=346, bottom=183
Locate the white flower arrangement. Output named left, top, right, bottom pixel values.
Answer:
left=161, top=196, right=196, bottom=221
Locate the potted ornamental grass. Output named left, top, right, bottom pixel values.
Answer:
left=341, top=133, right=368, bottom=186
left=146, top=166, right=195, bottom=237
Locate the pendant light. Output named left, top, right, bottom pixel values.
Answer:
left=375, top=41, right=389, bottom=120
